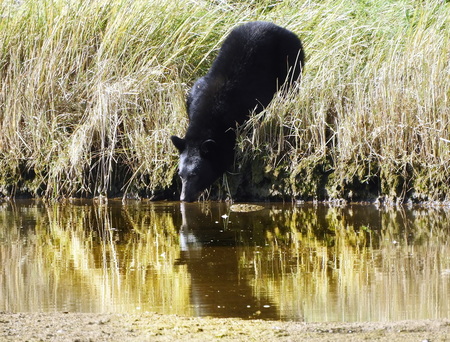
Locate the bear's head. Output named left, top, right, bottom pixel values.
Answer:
left=171, top=135, right=222, bottom=202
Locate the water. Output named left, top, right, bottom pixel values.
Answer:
left=0, top=200, right=449, bottom=322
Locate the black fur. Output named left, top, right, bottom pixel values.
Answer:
left=171, top=21, right=305, bottom=202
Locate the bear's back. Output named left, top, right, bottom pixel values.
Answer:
left=205, top=22, right=303, bottom=123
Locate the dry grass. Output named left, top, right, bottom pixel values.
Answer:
left=0, top=0, right=449, bottom=201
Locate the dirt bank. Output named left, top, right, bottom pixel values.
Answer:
left=1, top=312, right=449, bottom=341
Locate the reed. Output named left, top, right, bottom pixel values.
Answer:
left=0, top=0, right=449, bottom=201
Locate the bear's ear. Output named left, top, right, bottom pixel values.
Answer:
left=200, top=139, right=217, bottom=157
left=171, top=135, right=186, bottom=153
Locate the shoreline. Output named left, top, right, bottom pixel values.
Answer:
left=1, top=195, right=450, bottom=209
left=1, top=312, right=449, bottom=341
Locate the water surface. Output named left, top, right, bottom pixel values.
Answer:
left=0, top=200, right=449, bottom=321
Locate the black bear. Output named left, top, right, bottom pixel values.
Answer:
left=171, top=21, right=305, bottom=202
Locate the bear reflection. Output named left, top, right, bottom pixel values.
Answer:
left=176, top=202, right=278, bottom=319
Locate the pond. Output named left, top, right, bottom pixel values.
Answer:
left=0, top=200, right=449, bottom=322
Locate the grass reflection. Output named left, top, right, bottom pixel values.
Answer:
left=248, top=205, right=450, bottom=322
left=1, top=201, right=449, bottom=322
left=0, top=201, right=191, bottom=314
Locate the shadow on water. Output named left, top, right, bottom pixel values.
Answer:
left=0, top=200, right=449, bottom=321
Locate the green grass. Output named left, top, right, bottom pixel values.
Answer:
left=0, top=0, right=449, bottom=202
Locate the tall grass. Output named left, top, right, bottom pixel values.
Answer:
left=0, top=0, right=449, bottom=201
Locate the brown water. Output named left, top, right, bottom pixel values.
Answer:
left=0, top=200, right=449, bottom=322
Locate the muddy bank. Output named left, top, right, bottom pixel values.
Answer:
left=1, top=312, right=449, bottom=342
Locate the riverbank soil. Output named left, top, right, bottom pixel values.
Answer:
left=0, top=313, right=449, bottom=341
